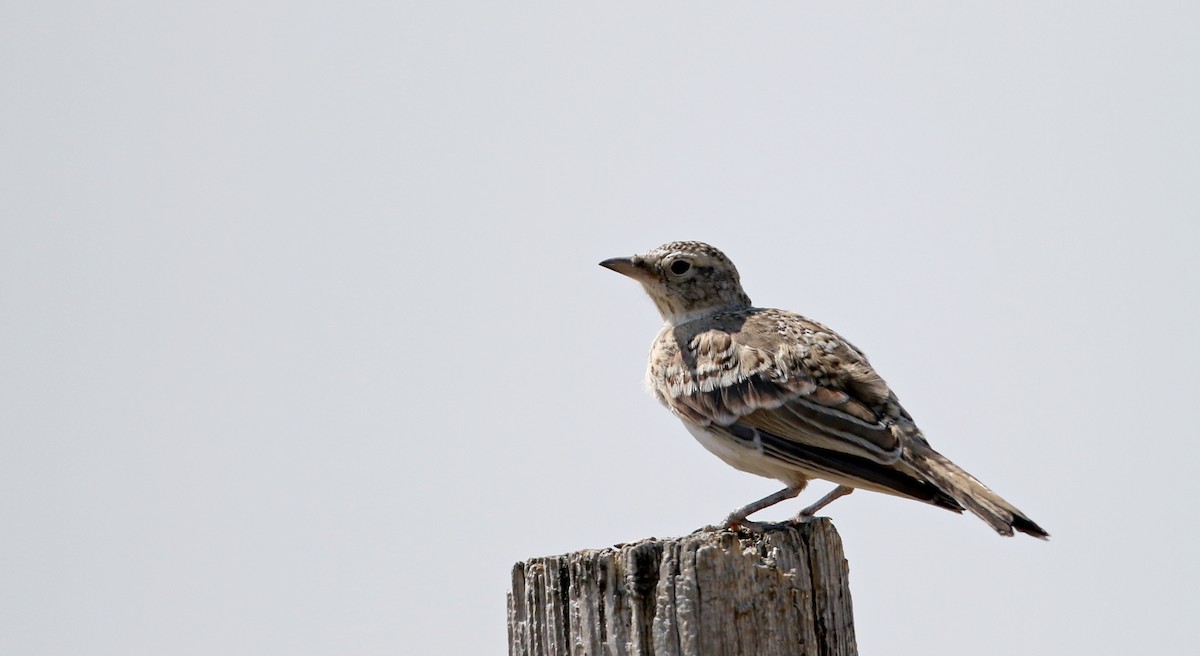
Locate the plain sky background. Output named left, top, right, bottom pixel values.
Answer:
left=2, top=2, right=1197, bottom=655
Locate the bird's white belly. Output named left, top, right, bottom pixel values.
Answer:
left=682, top=421, right=801, bottom=484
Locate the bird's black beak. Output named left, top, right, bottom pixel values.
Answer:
left=599, top=256, right=654, bottom=283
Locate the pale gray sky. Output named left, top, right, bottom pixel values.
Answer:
left=2, top=3, right=1197, bottom=655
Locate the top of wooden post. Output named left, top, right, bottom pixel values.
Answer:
left=508, top=519, right=856, bottom=656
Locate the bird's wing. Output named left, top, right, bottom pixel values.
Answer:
left=651, top=310, right=911, bottom=466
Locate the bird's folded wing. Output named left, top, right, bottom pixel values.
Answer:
left=739, top=399, right=902, bottom=464
left=656, top=317, right=906, bottom=466
left=716, top=421, right=961, bottom=509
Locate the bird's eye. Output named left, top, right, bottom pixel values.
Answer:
left=669, top=260, right=692, bottom=275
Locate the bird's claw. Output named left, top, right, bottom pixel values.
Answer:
left=693, top=516, right=787, bottom=534
left=789, top=512, right=818, bottom=525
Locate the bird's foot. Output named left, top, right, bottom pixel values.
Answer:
left=692, top=516, right=743, bottom=534
left=693, top=515, right=784, bottom=534
left=729, top=518, right=779, bottom=533
left=788, top=485, right=855, bottom=524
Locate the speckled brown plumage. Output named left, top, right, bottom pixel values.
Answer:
left=601, top=241, right=1048, bottom=539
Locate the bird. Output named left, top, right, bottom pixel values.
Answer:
left=600, top=240, right=1048, bottom=538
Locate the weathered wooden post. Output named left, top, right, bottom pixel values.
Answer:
left=507, top=519, right=855, bottom=656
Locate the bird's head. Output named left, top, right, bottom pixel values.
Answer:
left=600, top=241, right=752, bottom=324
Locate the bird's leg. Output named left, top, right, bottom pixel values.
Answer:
left=791, top=485, right=854, bottom=523
left=695, top=486, right=802, bottom=533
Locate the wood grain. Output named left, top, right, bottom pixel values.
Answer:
left=508, top=519, right=855, bottom=656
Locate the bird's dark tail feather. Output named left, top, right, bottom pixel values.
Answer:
left=908, top=444, right=1049, bottom=539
